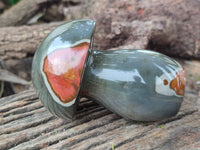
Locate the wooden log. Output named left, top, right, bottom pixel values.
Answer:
left=0, top=59, right=200, bottom=149
left=87, top=0, right=200, bottom=59
left=0, top=0, right=61, bottom=27
left=0, top=0, right=200, bottom=61
left=0, top=22, right=64, bottom=61
left=0, top=17, right=199, bottom=62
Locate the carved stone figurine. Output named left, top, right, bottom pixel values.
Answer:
left=32, top=19, right=185, bottom=121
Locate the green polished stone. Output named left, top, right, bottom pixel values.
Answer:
left=32, top=19, right=185, bottom=121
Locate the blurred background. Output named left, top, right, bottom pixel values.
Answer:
left=0, top=0, right=199, bottom=98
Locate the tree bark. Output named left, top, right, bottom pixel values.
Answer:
left=0, top=0, right=199, bottom=61
left=0, top=22, right=64, bottom=60
left=88, top=0, right=200, bottom=59
left=0, top=0, right=61, bottom=27
left=0, top=17, right=199, bottom=61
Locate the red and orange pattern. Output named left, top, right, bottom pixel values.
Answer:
left=43, top=42, right=89, bottom=103
left=170, top=70, right=185, bottom=96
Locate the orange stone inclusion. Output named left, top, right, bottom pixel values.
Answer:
left=43, top=42, right=89, bottom=103
left=170, top=70, right=185, bottom=96
left=163, top=79, right=168, bottom=85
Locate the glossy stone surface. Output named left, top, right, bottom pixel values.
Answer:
left=43, top=42, right=89, bottom=104
left=81, top=49, right=185, bottom=121
left=32, top=19, right=185, bottom=121
left=32, top=19, right=95, bottom=119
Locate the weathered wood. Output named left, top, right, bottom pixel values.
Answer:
left=0, top=90, right=199, bottom=150
left=0, top=22, right=64, bottom=61
left=0, top=0, right=60, bottom=27
left=0, top=0, right=200, bottom=61
left=0, top=69, right=29, bottom=85
left=89, top=0, right=200, bottom=59
left=0, top=60, right=200, bottom=150
left=0, top=17, right=199, bottom=62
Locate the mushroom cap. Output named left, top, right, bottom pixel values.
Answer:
left=32, top=19, right=96, bottom=119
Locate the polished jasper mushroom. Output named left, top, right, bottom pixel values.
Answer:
left=32, top=19, right=185, bottom=121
